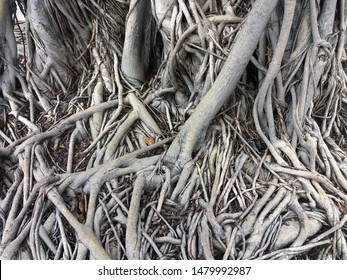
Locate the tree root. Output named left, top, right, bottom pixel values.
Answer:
left=0, top=0, right=347, bottom=260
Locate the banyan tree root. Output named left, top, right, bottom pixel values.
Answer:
left=0, top=0, right=347, bottom=260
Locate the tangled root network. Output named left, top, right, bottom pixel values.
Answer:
left=0, top=0, right=347, bottom=260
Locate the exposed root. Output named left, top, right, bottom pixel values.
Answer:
left=0, top=0, right=347, bottom=260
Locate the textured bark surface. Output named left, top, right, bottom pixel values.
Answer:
left=0, top=0, right=347, bottom=260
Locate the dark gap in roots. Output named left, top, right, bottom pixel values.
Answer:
left=61, top=214, right=77, bottom=246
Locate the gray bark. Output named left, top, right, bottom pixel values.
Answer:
left=165, top=0, right=280, bottom=169
left=121, top=0, right=154, bottom=84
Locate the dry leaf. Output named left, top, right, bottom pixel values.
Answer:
left=143, top=136, right=155, bottom=145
